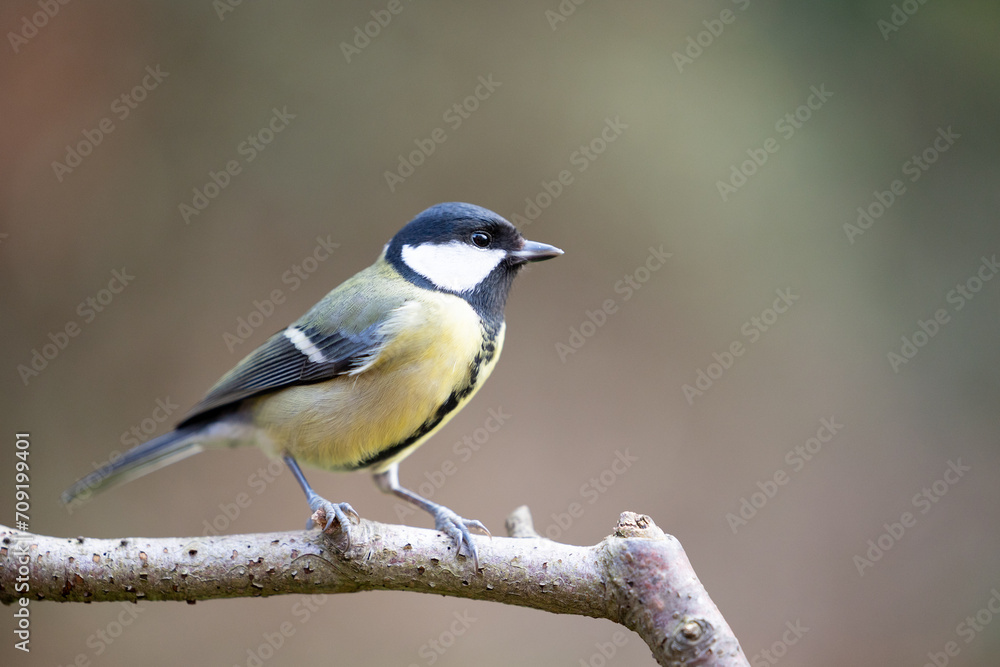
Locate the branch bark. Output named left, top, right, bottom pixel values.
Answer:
left=0, top=508, right=748, bottom=666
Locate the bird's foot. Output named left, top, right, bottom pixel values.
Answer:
left=306, top=493, right=360, bottom=548
left=431, top=506, right=491, bottom=569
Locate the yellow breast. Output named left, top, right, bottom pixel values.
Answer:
left=250, top=291, right=505, bottom=472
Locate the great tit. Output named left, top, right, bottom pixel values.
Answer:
left=62, top=202, right=562, bottom=567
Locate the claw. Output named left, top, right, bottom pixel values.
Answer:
left=306, top=493, right=359, bottom=550
left=432, top=507, right=490, bottom=570
left=464, top=520, right=491, bottom=537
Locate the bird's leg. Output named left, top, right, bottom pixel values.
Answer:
left=373, top=463, right=490, bottom=569
left=283, top=455, right=360, bottom=547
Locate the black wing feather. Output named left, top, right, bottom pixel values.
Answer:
left=178, top=321, right=383, bottom=427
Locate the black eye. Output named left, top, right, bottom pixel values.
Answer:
left=471, top=231, right=492, bottom=248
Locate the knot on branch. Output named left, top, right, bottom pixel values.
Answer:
left=663, top=617, right=716, bottom=665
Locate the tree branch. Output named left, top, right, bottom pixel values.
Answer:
left=0, top=509, right=748, bottom=666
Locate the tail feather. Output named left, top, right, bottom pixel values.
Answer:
left=61, top=427, right=204, bottom=505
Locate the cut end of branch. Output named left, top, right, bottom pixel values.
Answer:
left=613, top=512, right=665, bottom=539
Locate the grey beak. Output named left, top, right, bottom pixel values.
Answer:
left=509, top=240, right=564, bottom=264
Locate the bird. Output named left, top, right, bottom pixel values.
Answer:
left=62, top=202, right=562, bottom=568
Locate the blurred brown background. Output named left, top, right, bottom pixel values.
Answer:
left=3, top=1, right=1000, bottom=665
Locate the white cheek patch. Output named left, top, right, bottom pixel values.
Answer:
left=401, top=241, right=506, bottom=293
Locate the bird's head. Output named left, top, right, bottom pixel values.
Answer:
left=386, top=202, right=562, bottom=319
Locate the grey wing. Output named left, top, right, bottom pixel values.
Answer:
left=177, top=321, right=384, bottom=427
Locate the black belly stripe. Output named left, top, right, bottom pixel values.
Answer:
left=350, top=323, right=500, bottom=471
